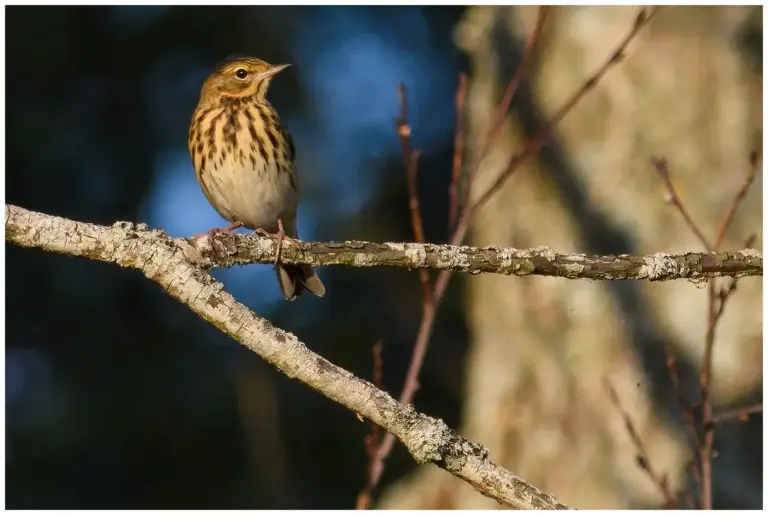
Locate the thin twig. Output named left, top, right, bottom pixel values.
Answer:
left=714, top=235, right=757, bottom=322
left=684, top=458, right=702, bottom=509
left=712, top=404, right=763, bottom=424
left=460, top=6, right=550, bottom=214
left=700, top=281, right=717, bottom=510
left=714, top=279, right=739, bottom=322
left=367, top=6, right=662, bottom=501
left=656, top=153, right=761, bottom=510
left=713, top=403, right=763, bottom=424
left=396, top=84, right=432, bottom=302
left=395, top=85, right=435, bottom=398
left=368, top=270, right=442, bottom=491
left=701, top=164, right=760, bottom=510
left=448, top=73, right=468, bottom=233
left=357, top=340, right=385, bottom=510
left=604, top=379, right=678, bottom=508
left=652, top=156, right=713, bottom=251
left=664, top=347, right=702, bottom=507
left=367, top=7, right=548, bottom=485
left=454, top=6, right=662, bottom=246
left=396, top=85, right=420, bottom=240
left=482, top=5, right=550, bottom=154
left=363, top=86, right=437, bottom=501
left=406, top=153, right=427, bottom=252
left=655, top=155, right=714, bottom=508
left=713, top=150, right=761, bottom=250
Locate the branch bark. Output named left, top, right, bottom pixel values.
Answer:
left=12, top=206, right=756, bottom=281
left=5, top=204, right=571, bottom=510
left=194, top=235, right=761, bottom=282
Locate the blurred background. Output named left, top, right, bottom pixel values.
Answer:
left=5, top=5, right=763, bottom=509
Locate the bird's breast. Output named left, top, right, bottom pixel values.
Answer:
left=189, top=103, right=298, bottom=231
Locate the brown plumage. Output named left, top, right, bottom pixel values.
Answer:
left=188, top=56, right=325, bottom=301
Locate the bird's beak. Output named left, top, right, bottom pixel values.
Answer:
left=260, top=63, right=291, bottom=80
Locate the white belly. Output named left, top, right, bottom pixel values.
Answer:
left=200, top=154, right=298, bottom=234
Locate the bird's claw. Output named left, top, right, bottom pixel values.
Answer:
left=254, top=220, right=299, bottom=267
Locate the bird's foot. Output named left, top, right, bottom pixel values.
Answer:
left=193, top=222, right=244, bottom=240
left=254, top=219, right=298, bottom=267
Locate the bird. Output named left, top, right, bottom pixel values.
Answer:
left=188, top=55, right=325, bottom=301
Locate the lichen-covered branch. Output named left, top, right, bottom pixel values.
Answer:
left=5, top=205, right=761, bottom=281
left=183, top=227, right=762, bottom=282
left=5, top=204, right=570, bottom=510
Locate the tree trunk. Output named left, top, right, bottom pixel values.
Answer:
left=380, top=6, right=762, bottom=509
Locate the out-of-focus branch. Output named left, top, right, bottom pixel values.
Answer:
left=713, top=403, right=763, bottom=424
left=458, top=6, right=551, bottom=219
left=364, top=6, right=664, bottom=506
left=5, top=203, right=572, bottom=511
left=360, top=86, right=438, bottom=499
left=605, top=380, right=678, bottom=509
left=662, top=348, right=701, bottom=508
left=458, top=6, right=662, bottom=235
left=448, top=73, right=468, bottom=233
left=357, top=340, right=385, bottom=510
left=653, top=150, right=762, bottom=509
left=396, top=84, right=432, bottom=302
left=714, top=150, right=761, bottom=250
left=652, top=157, right=714, bottom=250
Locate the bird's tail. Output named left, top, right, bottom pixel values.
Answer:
left=276, top=263, right=326, bottom=301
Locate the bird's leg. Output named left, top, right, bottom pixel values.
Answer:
left=192, top=221, right=243, bottom=240
left=254, top=219, right=298, bottom=267
left=208, top=221, right=244, bottom=237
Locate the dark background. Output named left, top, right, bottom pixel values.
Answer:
left=6, top=5, right=471, bottom=509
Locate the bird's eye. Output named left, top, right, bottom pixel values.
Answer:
left=235, top=68, right=248, bottom=79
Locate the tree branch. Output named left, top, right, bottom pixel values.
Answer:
left=9, top=205, right=759, bottom=282
left=14, top=209, right=754, bottom=282
left=5, top=203, right=571, bottom=510
left=120, top=238, right=766, bottom=281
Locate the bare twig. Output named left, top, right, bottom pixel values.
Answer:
left=394, top=86, right=436, bottom=455
left=713, top=150, right=761, bottom=250
left=449, top=6, right=662, bottom=251
left=653, top=155, right=715, bottom=508
left=357, top=340, right=385, bottom=510
left=396, top=85, right=428, bottom=249
left=482, top=5, right=550, bottom=155
left=365, top=86, right=437, bottom=498
left=655, top=153, right=761, bottom=510
left=652, top=157, right=713, bottom=251
left=464, top=6, right=662, bottom=221
left=448, top=73, right=468, bottom=232
left=663, top=347, right=702, bottom=506
left=684, top=459, right=701, bottom=509
left=364, top=7, right=663, bottom=504
left=396, top=85, right=431, bottom=302
left=712, top=404, right=763, bottom=424
left=714, top=235, right=756, bottom=323
left=701, top=170, right=760, bottom=511
left=461, top=6, right=551, bottom=214
left=405, top=151, right=425, bottom=244
left=368, top=10, right=549, bottom=487
left=604, top=380, right=678, bottom=508
left=700, top=281, right=717, bottom=510
left=655, top=157, right=715, bottom=507
left=712, top=403, right=763, bottom=424
left=5, top=204, right=573, bottom=511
